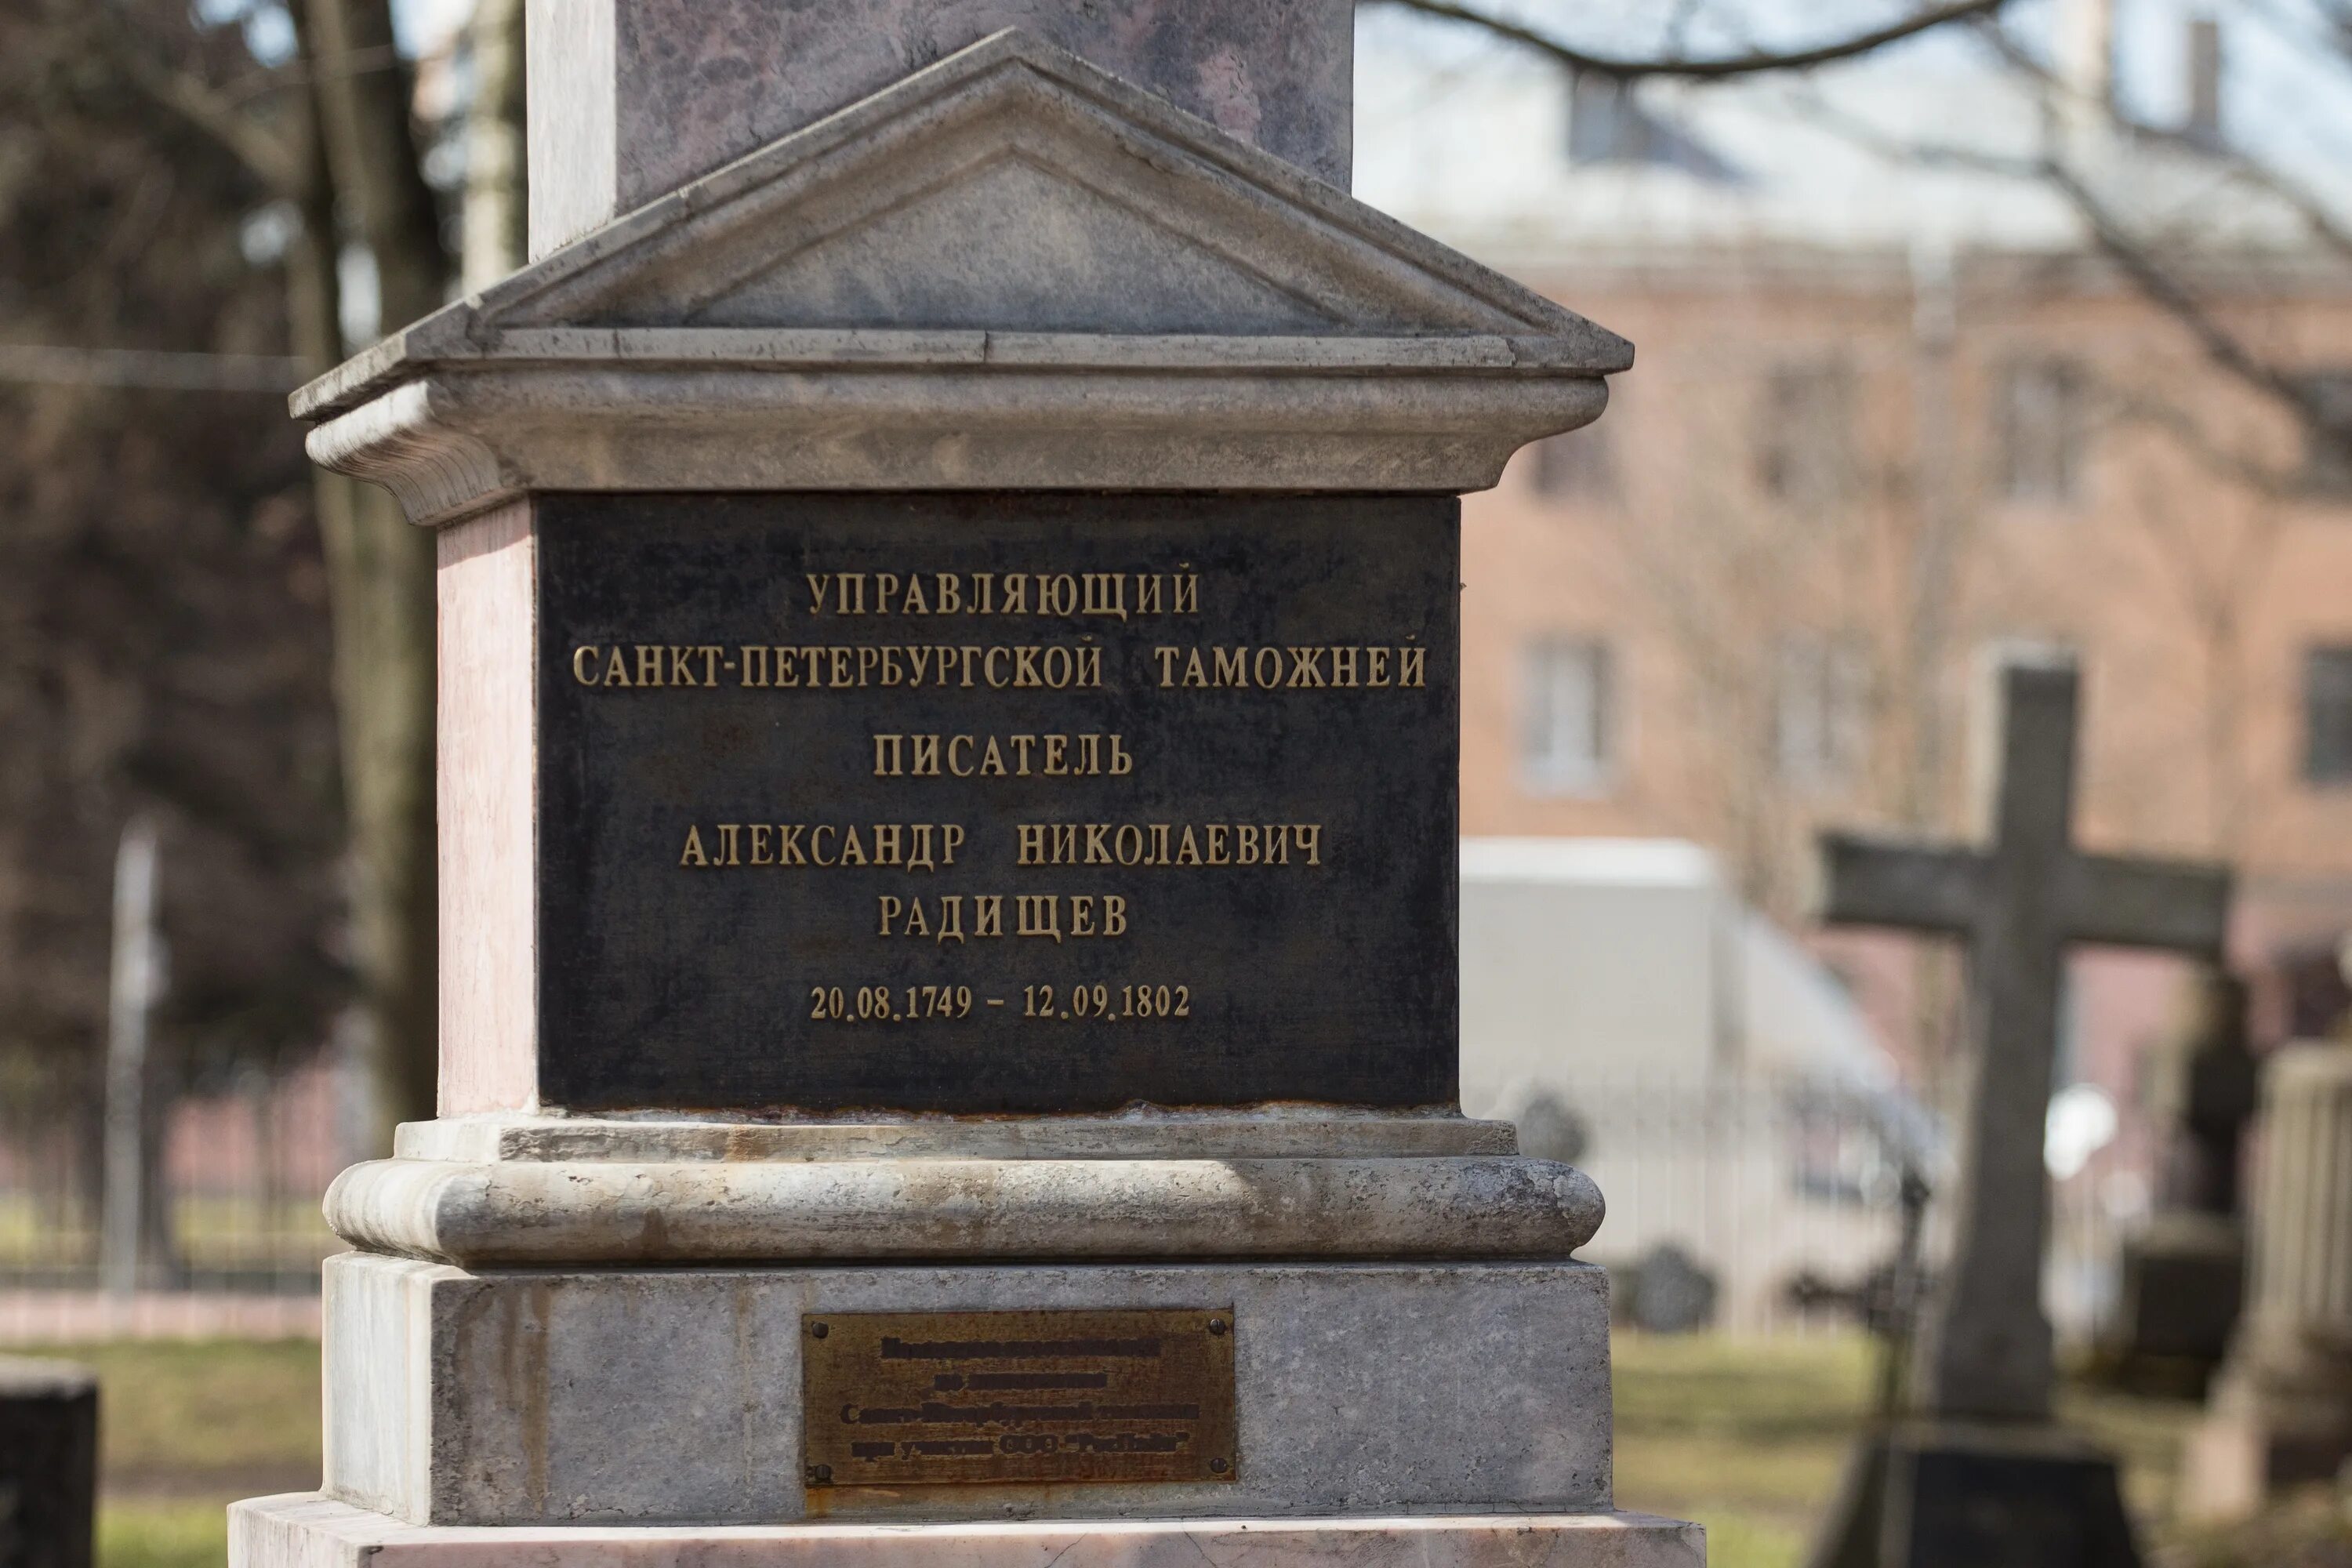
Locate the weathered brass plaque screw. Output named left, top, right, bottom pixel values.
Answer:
left=1207, top=1319, right=1228, bottom=1335
left=811, top=1321, right=829, bottom=1338
left=1210, top=1458, right=1229, bottom=1473
left=808, top=1463, right=833, bottom=1484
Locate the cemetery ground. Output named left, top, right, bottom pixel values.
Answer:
left=60, top=1329, right=2350, bottom=1568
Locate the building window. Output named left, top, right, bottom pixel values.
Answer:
left=1566, top=74, right=1741, bottom=181
left=1526, top=427, right=1618, bottom=502
left=1523, top=639, right=1615, bottom=796
left=2184, top=16, right=2223, bottom=147
left=1996, top=359, right=2088, bottom=504
left=1566, top=74, right=1657, bottom=165
left=1774, top=633, right=1868, bottom=789
left=2303, top=373, right=2352, bottom=499
left=1758, top=361, right=1855, bottom=507
left=2304, top=646, right=2352, bottom=785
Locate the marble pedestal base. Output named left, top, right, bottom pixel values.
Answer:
left=325, top=1253, right=1617, bottom=1527
left=234, top=1494, right=1705, bottom=1568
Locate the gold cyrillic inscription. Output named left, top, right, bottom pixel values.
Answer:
left=873, top=893, right=1129, bottom=942
left=1151, top=644, right=1426, bottom=690
left=804, top=571, right=1200, bottom=619
left=1014, top=822, right=1323, bottom=868
left=873, top=734, right=1134, bottom=779
left=678, top=822, right=965, bottom=870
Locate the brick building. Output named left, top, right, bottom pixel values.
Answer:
left=1360, top=5, right=2352, bottom=1106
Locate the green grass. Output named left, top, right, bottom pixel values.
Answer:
left=56, top=1330, right=2334, bottom=1568
left=1607, top=1329, right=2343, bottom=1568
left=1613, top=1330, right=1880, bottom=1568
left=60, top=1340, right=319, bottom=1489
left=2160, top=1487, right=2352, bottom=1567
left=0, top=1196, right=336, bottom=1272
left=44, top=1339, right=317, bottom=1568
left=98, top=1503, right=231, bottom=1568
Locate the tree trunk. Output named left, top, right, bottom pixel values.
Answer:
left=299, top=0, right=447, bottom=328
left=463, top=0, right=528, bottom=289
left=314, top=479, right=437, bottom=1134
left=292, top=0, right=448, bottom=1134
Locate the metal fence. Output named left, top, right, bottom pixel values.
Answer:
left=0, top=1058, right=358, bottom=1341
left=1533, top=1076, right=1920, bottom=1335
left=1526, top=1073, right=2154, bottom=1342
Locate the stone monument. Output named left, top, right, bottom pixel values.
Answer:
left=234, top=9, right=1698, bottom=1567
left=1806, top=651, right=2230, bottom=1568
left=2181, top=1036, right=2352, bottom=1518
left=0, top=1356, right=98, bottom=1568
left=2105, top=967, right=2256, bottom=1389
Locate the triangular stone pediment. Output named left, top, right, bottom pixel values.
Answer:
left=449, top=28, right=1628, bottom=350
left=292, top=29, right=1632, bottom=521
left=667, top=154, right=1340, bottom=336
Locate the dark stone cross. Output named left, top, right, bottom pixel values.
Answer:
left=1820, top=652, right=2231, bottom=1423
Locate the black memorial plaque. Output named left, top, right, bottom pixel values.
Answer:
left=535, top=493, right=1457, bottom=1113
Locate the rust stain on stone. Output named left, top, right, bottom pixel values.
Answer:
left=517, top=1279, right=551, bottom=1514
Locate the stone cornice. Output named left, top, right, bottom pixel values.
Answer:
left=299, top=350, right=1612, bottom=524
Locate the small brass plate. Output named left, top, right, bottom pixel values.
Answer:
left=801, top=1308, right=1237, bottom=1490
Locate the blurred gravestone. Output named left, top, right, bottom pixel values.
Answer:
left=1621, top=1242, right=1719, bottom=1334
left=1515, top=1091, right=1591, bottom=1166
left=2107, top=967, right=2256, bottom=1388
left=0, top=1358, right=97, bottom=1568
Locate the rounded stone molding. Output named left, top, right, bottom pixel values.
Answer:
left=324, top=1155, right=1604, bottom=1265
left=392, top=1111, right=1520, bottom=1163
left=303, top=381, right=507, bottom=527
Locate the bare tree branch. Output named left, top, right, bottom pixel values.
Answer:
left=0, top=344, right=307, bottom=392
left=2040, top=158, right=2328, bottom=430
left=1664, top=0, right=1711, bottom=59
left=1779, top=81, right=2034, bottom=176
left=1973, top=24, right=2352, bottom=270
left=2318, top=0, right=2352, bottom=53
left=102, top=38, right=304, bottom=196
left=1779, top=52, right=2346, bottom=457
left=215, top=44, right=405, bottom=109
left=2101, top=383, right=2304, bottom=500
left=1371, top=0, right=2011, bottom=81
